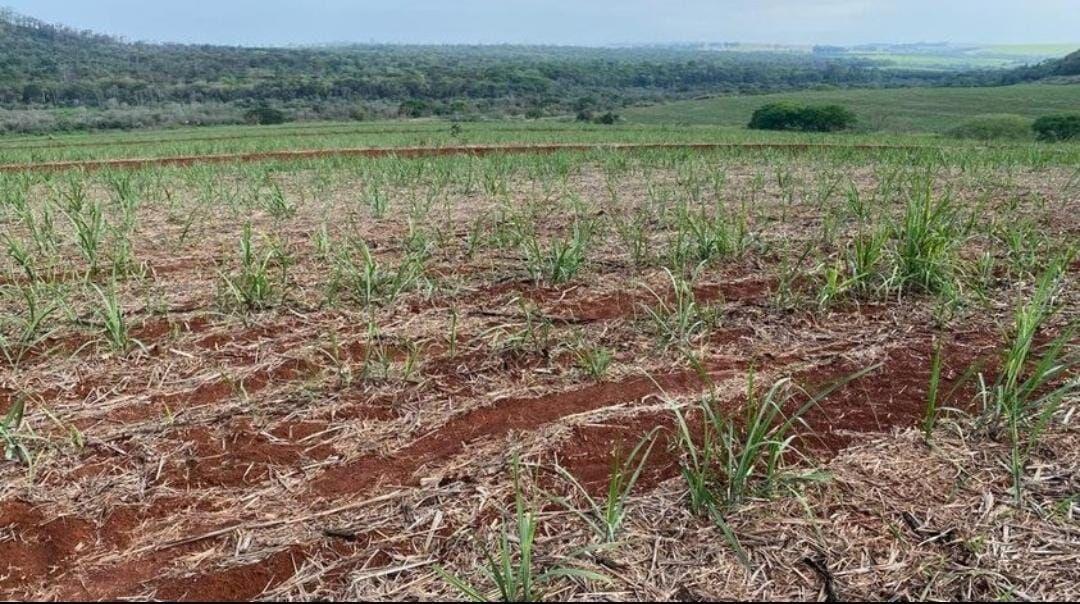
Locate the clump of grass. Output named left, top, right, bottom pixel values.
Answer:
left=92, top=282, right=132, bottom=353
left=364, top=180, right=390, bottom=218
left=642, top=269, right=717, bottom=345
left=548, top=429, right=659, bottom=543
left=978, top=261, right=1077, bottom=502
left=575, top=345, right=614, bottom=381
left=520, top=220, right=594, bottom=285
left=893, top=186, right=967, bottom=297
left=263, top=180, right=297, bottom=219
left=63, top=198, right=106, bottom=276
left=219, top=223, right=284, bottom=311
left=674, top=366, right=875, bottom=514
left=436, top=455, right=606, bottom=601
left=611, top=210, right=654, bottom=269
left=817, top=227, right=893, bottom=308
left=1, top=396, right=29, bottom=465
left=491, top=299, right=554, bottom=359
left=0, top=284, right=59, bottom=368
left=329, top=238, right=423, bottom=308
left=666, top=203, right=749, bottom=268
left=3, top=234, right=38, bottom=283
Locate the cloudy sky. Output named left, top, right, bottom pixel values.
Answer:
left=5, top=0, right=1079, bottom=46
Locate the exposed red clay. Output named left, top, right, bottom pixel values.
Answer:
left=311, top=364, right=745, bottom=497
left=152, top=546, right=305, bottom=601
left=0, top=502, right=94, bottom=596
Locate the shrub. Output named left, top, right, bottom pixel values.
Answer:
left=797, top=104, right=857, bottom=132
left=748, top=102, right=856, bottom=132
left=244, top=105, right=288, bottom=125
left=946, top=114, right=1033, bottom=141
left=1032, top=114, right=1080, bottom=142
left=747, top=101, right=804, bottom=131
left=594, top=111, right=620, bottom=125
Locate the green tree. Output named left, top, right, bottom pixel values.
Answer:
left=748, top=102, right=804, bottom=131
left=1032, top=114, right=1080, bottom=142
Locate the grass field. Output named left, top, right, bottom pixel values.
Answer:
left=0, top=128, right=1077, bottom=600
left=0, top=121, right=946, bottom=165
left=843, top=44, right=1077, bottom=70
left=624, top=83, right=1080, bottom=133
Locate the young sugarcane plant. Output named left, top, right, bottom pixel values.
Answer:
left=0, top=284, right=59, bottom=368
left=436, top=454, right=607, bottom=602
left=673, top=365, right=878, bottom=513
left=547, top=428, right=660, bottom=543
left=93, top=282, right=133, bottom=353
left=979, top=261, right=1077, bottom=503
left=1, top=396, right=29, bottom=465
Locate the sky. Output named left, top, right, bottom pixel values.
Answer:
left=4, top=0, right=1079, bottom=47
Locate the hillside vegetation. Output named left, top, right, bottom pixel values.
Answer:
left=0, top=9, right=1075, bottom=135
left=0, top=10, right=962, bottom=114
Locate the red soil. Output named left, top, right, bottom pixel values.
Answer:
left=312, top=364, right=744, bottom=497
left=0, top=502, right=94, bottom=596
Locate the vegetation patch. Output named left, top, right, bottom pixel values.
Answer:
left=945, top=113, right=1033, bottom=141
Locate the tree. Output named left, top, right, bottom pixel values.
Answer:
left=748, top=102, right=856, bottom=132
left=799, top=104, right=857, bottom=132
left=1032, top=114, right=1080, bottom=142
left=748, top=102, right=804, bottom=131
left=1056, top=49, right=1080, bottom=76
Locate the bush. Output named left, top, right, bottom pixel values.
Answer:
left=1032, top=114, right=1080, bottom=142
left=946, top=114, right=1033, bottom=141
left=244, top=105, right=288, bottom=125
left=594, top=111, right=620, bottom=125
left=748, top=102, right=856, bottom=132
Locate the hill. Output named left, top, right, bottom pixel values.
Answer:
left=622, top=83, right=1080, bottom=134
left=1057, top=49, right=1080, bottom=76
left=0, top=8, right=1008, bottom=134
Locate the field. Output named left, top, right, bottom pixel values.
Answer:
left=624, top=83, right=1080, bottom=133
left=841, top=44, right=1077, bottom=71
left=0, top=124, right=1078, bottom=601
left=0, top=121, right=964, bottom=167
left=706, top=43, right=1075, bottom=70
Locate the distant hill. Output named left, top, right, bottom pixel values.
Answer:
left=998, top=47, right=1080, bottom=83
left=0, top=8, right=1072, bottom=135
left=1057, top=49, right=1080, bottom=76
left=0, top=10, right=976, bottom=112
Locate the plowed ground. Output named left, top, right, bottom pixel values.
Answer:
left=1, top=153, right=1076, bottom=600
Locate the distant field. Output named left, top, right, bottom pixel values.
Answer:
left=711, top=42, right=1075, bottom=71
left=623, top=83, right=1080, bottom=133
left=845, top=44, right=1076, bottom=71
left=0, top=120, right=952, bottom=166
left=974, top=43, right=1079, bottom=57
